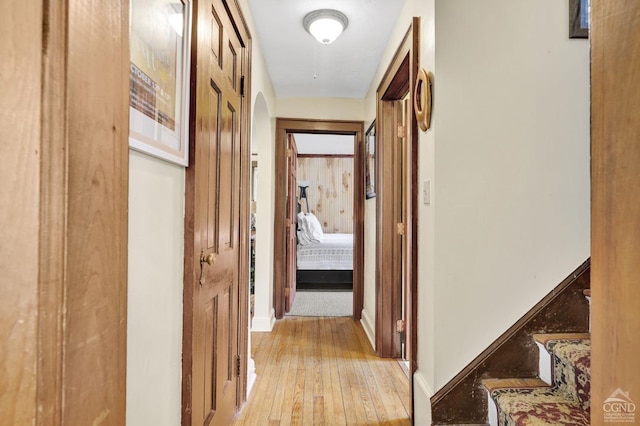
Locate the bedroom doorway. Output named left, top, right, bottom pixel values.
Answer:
left=287, top=133, right=356, bottom=317
left=273, top=119, right=365, bottom=320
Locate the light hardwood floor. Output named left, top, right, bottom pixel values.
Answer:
left=232, top=317, right=411, bottom=425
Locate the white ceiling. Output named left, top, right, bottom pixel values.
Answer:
left=247, top=0, right=406, bottom=99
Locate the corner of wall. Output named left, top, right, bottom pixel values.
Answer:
left=413, top=369, right=434, bottom=425
left=251, top=308, right=275, bottom=332
left=360, top=308, right=376, bottom=350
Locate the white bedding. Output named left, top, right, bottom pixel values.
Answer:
left=297, top=233, right=353, bottom=270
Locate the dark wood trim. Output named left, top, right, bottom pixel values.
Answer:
left=375, top=19, right=419, bottom=368
left=430, top=259, right=591, bottom=424
left=408, top=15, right=421, bottom=379
left=375, top=99, right=403, bottom=358
left=297, top=154, right=354, bottom=158
left=234, top=0, right=252, bottom=408
left=274, top=118, right=365, bottom=320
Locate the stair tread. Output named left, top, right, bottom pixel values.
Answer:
left=490, top=385, right=589, bottom=425
left=482, top=378, right=548, bottom=393
left=533, top=332, right=590, bottom=347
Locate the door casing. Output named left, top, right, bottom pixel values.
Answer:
left=273, top=118, right=365, bottom=320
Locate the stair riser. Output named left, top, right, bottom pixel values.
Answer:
left=486, top=390, right=498, bottom=426
left=536, top=341, right=552, bottom=385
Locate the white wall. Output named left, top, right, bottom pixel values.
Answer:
left=363, top=0, right=589, bottom=421
left=127, top=150, right=185, bottom=426
left=251, top=92, right=277, bottom=331
left=243, top=0, right=279, bottom=332
left=432, top=0, right=590, bottom=389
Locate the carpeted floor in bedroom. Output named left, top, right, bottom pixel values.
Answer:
left=286, top=290, right=353, bottom=317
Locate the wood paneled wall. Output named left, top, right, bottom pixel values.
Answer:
left=297, top=156, right=354, bottom=233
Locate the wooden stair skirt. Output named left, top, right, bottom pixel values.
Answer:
left=430, top=259, right=591, bottom=424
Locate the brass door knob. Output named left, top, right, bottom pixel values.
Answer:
left=200, top=251, right=216, bottom=265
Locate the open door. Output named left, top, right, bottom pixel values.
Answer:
left=182, top=1, right=251, bottom=425
left=285, top=134, right=298, bottom=312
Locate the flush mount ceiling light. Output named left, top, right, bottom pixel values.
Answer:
left=303, top=9, right=349, bottom=45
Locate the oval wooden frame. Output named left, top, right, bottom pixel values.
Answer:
left=414, top=67, right=432, bottom=131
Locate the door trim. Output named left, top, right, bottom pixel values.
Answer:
left=273, top=118, right=365, bottom=320
left=375, top=15, right=419, bottom=383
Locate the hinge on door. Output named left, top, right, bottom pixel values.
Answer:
left=396, top=319, right=405, bottom=333
left=240, top=76, right=245, bottom=97
left=286, top=148, right=293, bottom=158
left=397, top=125, right=406, bottom=139
left=397, top=222, right=405, bottom=235
left=236, top=355, right=241, bottom=378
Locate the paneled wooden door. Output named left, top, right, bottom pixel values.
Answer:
left=183, top=1, right=249, bottom=425
left=285, top=134, right=298, bottom=312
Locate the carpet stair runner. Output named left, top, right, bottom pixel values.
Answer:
left=483, top=333, right=591, bottom=425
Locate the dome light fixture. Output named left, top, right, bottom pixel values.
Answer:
left=303, top=9, right=349, bottom=45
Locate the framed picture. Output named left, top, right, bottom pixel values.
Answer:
left=365, top=120, right=376, bottom=199
left=569, top=0, right=589, bottom=39
left=129, top=0, right=192, bottom=166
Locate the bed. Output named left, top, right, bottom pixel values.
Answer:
left=296, top=213, right=353, bottom=290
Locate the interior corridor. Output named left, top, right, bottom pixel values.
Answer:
left=232, top=317, right=411, bottom=425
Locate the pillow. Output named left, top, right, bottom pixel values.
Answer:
left=296, top=212, right=311, bottom=245
left=304, top=213, right=324, bottom=243
left=296, top=212, right=323, bottom=245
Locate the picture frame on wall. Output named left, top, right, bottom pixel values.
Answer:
left=365, top=120, right=376, bottom=199
left=569, top=0, right=589, bottom=39
left=129, top=0, right=192, bottom=166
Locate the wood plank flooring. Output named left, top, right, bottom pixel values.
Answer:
left=232, top=317, right=411, bottom=425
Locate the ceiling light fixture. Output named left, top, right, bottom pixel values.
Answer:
left=303, top=9, right=349, bottom=45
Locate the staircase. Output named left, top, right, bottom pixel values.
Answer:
left=482, top=292, right=591, bottom=425
left=430, top=261, right=591, bottom=425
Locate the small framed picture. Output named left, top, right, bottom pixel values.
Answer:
left=569, top=0, right=589, bottom=39
left=365, top=121, right=376, bottom=199
left=129, top=0, right=193, bottom=166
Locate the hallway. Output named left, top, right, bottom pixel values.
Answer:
left=232, top=317, right=411, bottom=425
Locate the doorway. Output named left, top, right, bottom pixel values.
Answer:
left=374, top=20, right=420, bottom=419
left=286, top=133, right=356, bottom=317
left=273, top=119, right=365, bottom=320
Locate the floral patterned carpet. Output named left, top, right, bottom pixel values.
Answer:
left=489, top=337, right=591, bottom=425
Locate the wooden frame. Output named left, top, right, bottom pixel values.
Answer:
left=375, top=17, right=419, bottom=376
left=274, top=118, right=365, bottom=320
left=365, top=120, right=377, bottom=199
left=591, top=1, right=640, bottom=420
left=569, top=0, right=589, bottom=39
left=129, top=0, right=192, bottom=166
left=2, top=1, right=129, bottom=423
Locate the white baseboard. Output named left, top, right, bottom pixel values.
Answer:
left=246, top=357, right=257, bottom=398
left=413, top=370, right=433, bottom=425
left=360, top=309, right=375, bottom=350
left=251, top=308, right=275, bottom=332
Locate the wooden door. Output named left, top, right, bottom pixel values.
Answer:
left=183, top=1, right=247, bottom=425
left=285, top=134, right=298, bottom=312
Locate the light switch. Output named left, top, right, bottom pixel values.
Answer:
left=423, top=180, right=431, bottom=205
